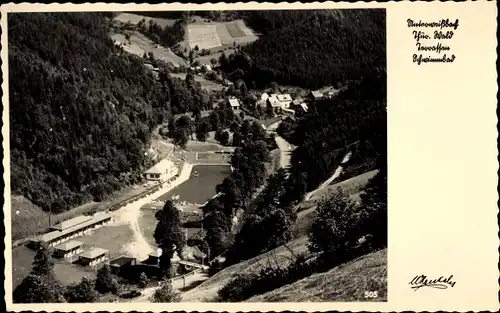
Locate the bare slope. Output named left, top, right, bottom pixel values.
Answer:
left=181, top=236, right=309, bottom=302
left=246, top=249, right=387, bottom=302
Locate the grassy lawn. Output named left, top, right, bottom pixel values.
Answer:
left=138, top=210, right=157, bottom=247
left=11, top=181, right=153, bottom=243
left=75, top=224, right=135, bottom=259
left=11, top=245, right=95, bottom=290
left=157, top=165, right=231, bottom=204
left=246, top=249, right=387, bottom=302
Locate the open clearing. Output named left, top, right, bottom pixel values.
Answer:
left=186, top=20, right=258, bottom=50
left=195, top=152, right=231, bottom=163
left=74, top=224, right=135, bottom=259
left=194, top=48, right=237, bottom=65
left=114, top=12, right=177, bottom=28
left=111, top=32, right=188, bottom=67
left=170, top=73, right=224, bottom=92
left=156, top=165, right=231, bottom=204
left=12, top=245, right=96, bottom=289
left=247, top=249, right=387, bottom=302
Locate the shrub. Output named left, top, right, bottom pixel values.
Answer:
left=137, top=272, right=149, bottom=288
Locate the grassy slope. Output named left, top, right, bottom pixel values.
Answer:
left=181, top=236, right=310, bottom=302
left=294, top=170, right=378, bottom=238
left=182, top=169, right=381, bottom=301
left=246, top=248, right=387, bottom=302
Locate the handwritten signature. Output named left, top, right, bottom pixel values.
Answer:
left=409, top=275, right=456, bottom=291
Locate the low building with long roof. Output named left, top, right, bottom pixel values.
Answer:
left=30, top=213, right=113, bottom=249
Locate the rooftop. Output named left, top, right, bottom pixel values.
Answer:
left=54, top=240, right=84, bottom=252
left=79, top=247, right=109, bottom=259
left=35, top=213, right=113, bottom=243
left=310, top=90, right=323, bottom=98
left=51, top=215, right=93, bottom=231
left=277, top=94, right=292, bottom=102
left=110, top=255, right=136, bottom=267
left=268, top=94, right=281, bottom=107
left=145, top=158, right=175, bottom=175
left=228, top=98, right=240, bottom=107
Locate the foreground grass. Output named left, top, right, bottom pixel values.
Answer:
left=11, top=245, right=95, bottom=289
left=246, top=249, right=387, bottom=302
left=181, top=236, right=310, bottom=302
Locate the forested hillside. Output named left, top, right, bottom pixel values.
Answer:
left=220, top=9, right=385, bottom=89
left=8, top=13, right=206, bottom=213
left=281, top=68, right=387, bottom=204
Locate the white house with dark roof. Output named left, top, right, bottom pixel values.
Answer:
left=79, top=247, right=109, bottom=266
left=267, top=94, right=281, bottom=108
left=53, top=240, right=84, bottom=259
left=144, top=158, right=176, bottom=181
left=227, top=97, right=240, bottom=110
left=309, top=90, right=324, bottom=102
left=277, top=94, right=293, bottom=109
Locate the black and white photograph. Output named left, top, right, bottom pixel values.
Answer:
left=7, top=7, right=387, bottom=304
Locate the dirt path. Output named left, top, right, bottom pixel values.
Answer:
left=304, top=152, right=352, bottom=201
left=267, top=121, right=295, bottom=170
left=128, top=272, right=209, bottom=303
left=113, top=162, right=194, bottom=261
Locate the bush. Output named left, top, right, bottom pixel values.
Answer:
left=150, top=279, right=181, bottom=303
left=137, top=272, right=149, bottom=288
left=217, top=274, right=255, bottom=302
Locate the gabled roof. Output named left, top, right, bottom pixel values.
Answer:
left=300, top=103, right=309, bottom=112
left=79, top=247, right=109, bottom=259
left=145, top=158, right=174, bottom=175
left=267, top=94, right=281, bottom=107
left=54, top=240, right=84, bottom=252
left=277, top=94, right=292, bottom=102
left=51, top=215, right=93, bottom=231
left=36, top=213, right=113, bottom=243
left=228, top=98, right=240, bottom=107
left=310, top=90, right=323, bottom=99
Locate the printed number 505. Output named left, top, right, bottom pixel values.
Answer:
left=364, top=291, right=378, bottom=299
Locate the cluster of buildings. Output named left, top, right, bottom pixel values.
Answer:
left=29, top=213, right=114, bottom=267
left=256, top=92, right=309, bottom=117
left=224, top=87, right=340, bottom=117
left=144, top=158, right=178, bottom=182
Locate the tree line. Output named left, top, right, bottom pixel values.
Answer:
left=218, top=9, right=386, bottom=90
left=136, top=13, right=188, bottom=48
left=279, top=68, right=387, bottom=206
left=8, top=13, right=210, bottom=214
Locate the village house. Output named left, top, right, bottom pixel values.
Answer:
left=309, top=90, right=324, bottom=102
left=227, top=97, right=241, bottom=110
left=29, top=213, right=114, bottom=249
left=145, top=249, right=162, bottom=266
left=78, top=247, right=109, bottom=267
left=144, top=159, right=176, bottom=181
left=267, top=94, right=282, bottom=113
left=277, top=94, right=293, bottom=109
left=109, top=255, right=137, bottom=274
left=292, top=102, right=309, bottom=117
left=53, top=240, right=84, bottom=259
left=282, top=108, right=295, bottom=117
